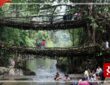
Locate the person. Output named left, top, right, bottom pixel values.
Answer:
left=105, top=41, right=109, bottom=49
left=41, top=39, right=46, bottom=49
left=9, top=67, right=15, bottom=76
left=73, top=12, right=81, bottom=20
left=54, top=72, right=62, bottom=81
left=96, top=66, right=103, bottom=76
left=63, top=74, right=70, bottom=81
left=89, top=70, right=99, bottom=85
left=9, top=58, right=15, bottom=68
left=63, top=13, right=72, bottom=21
left=84, top=69, right=90, bottom=80
left=92, top=70, right=97, bottom=81
left=102, top=41, right=109, bottom=50
left=78, top=78, right=90, bottom=85
left=36, top=39, right=41, bottom=48
left=96, top=66, right=104, bottom=82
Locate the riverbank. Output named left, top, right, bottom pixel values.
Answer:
left=0, top=66, right=36, bottom=80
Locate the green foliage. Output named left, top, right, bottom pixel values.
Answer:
left=88, top=16, right=98, bottom=29
left=0, top=0, right=110, bottom=48
left=70, top=28, right=84, bottom=46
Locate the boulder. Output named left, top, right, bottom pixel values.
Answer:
left=0, top=67, right=9, bottom=75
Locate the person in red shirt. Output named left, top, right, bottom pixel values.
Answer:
left=41, top=39, right=46, bottom=49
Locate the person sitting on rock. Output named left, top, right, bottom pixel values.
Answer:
left=63, top=74, right=70, bottom=81
left=54, top=72, right=62, bottom=81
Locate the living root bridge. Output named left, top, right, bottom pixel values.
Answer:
left=0, top=18, right=88, bottom=30
left=0, top=45, right=100, bottom=57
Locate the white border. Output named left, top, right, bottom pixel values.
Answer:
left=5, top=3, right=110, bottom=5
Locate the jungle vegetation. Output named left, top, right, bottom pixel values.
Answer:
left=0, top=0, right=110, bottom=72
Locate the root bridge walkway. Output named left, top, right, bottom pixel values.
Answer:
left=0, top=44, right=101, bottom=57
left=0, top=17, right=88, bottom=30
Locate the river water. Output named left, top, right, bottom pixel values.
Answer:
left=2, top=58, right=67, bottom=85
left=27, top=58, right=64, bottom=82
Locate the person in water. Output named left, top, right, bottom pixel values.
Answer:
left=64, top=74, right=70, bottom=81
left=54, top=72, right=62, bottom=81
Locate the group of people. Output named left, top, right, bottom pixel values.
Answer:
left=54, top=72, right=70, bottom=81
left=54, top=66, right=104, bottom=85
left=73, top=66, right=103, bottom=85
left=82, top=66, right=104, bottom=85
left=84, top=66, right=104, bottom=81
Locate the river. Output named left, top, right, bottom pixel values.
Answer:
left=27, top=58, right=63, bottom=82
left=2, top=58, right=67, bottom=85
